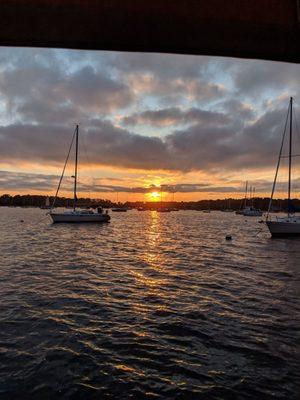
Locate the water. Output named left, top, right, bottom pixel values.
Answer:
left=0, top=207, right=299, bottom=399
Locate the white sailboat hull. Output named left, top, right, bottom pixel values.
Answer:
left=243, top=210, right=263, bottom=217
left=266, top=219, right=300, bottom=237
left=50, top=211, right=110, bottom=223
left=242, top=206, right=263, bottom=216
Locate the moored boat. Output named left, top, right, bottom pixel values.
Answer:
left=40, top=196, right=51, bottom=209
left=266, top=97, right=300, bottom=237
left=243, top=206, right=263, bottom=217
left=266, top=217, right=300, bottom=237
left=51, top=208, right=110, bottom=223
left=49, top=125, right=110, bottom=223
left=221, top=199, right=234, bottom=212
left=235, top=182, right=263, bottom=216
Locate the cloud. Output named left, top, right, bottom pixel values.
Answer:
left=0, top=47, right=299, bottom=198
left=108, top=52, right=209, bottom=80
left=123, top=107, right=230, bottom=127
left=219, top=99, right=255, bottom=122
left=233, top=60, right=300, bottom=97
left=125, top=73, right=224, bottom=105
left=1, top=170, right=298, bottom=195
left=0, top=170, right=59, bottom=191
left=0, top=59, right=135, bottom=126
left=58, top=66, right=134, bottom=112
left=0, top=103, right=297, bottom=174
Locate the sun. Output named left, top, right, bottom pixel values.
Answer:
left=148, top=191, right=161, bottom=201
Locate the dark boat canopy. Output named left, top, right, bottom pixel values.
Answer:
left=0, top=0, right=299, bottom=63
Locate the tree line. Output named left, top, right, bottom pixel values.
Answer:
left=1, top=193, right=299, bottom=211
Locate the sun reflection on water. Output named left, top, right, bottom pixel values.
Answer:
left=128, top=211, right=172, bottom=317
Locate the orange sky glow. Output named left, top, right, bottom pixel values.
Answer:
left=0, top=48, right=299, bottom=201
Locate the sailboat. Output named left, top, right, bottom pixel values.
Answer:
left=266, top=97, right=300, bottom=236
left=236, top=182, right=263, bottom=216
left=242, top=187, right=263, bottom=216
left=236, top=181, right=248, bottom=214
left=112, top=192, right=127, bottom=212
left=49, top=125, right=110, bottom=223
left=157, top=186, right=171, bottom=212
left=221, top=198, right=234, bottom=212
left=170, top=188, right=179, bottom=211
left=40, top=196, right=51, bottom=209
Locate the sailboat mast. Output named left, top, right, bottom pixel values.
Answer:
left=73, top=124, right=79, bottom=211
left=244, top=181, right=248, bottom=208
left=288, top=97, right=293, bottom=216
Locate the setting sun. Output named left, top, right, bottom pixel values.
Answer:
left=148, top=191, right=161, bottom=201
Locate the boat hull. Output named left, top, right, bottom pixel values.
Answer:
left=243, top=211, right=263, bottom=217
left=266, top=220, right=300, bottom=237
left=50, top=212, right=110, bottom=223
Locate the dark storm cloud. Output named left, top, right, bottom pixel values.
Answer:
left=123, top=107, right=230, bottom=127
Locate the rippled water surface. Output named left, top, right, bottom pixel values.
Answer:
left=1, top=207, right=300, bottom=399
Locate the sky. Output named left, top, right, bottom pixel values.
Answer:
left=0, top=47, right=299, bottom=202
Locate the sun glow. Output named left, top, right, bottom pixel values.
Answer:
left=148, top=191, right=161, bottom=201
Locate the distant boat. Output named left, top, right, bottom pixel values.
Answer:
left=235, top=182, right=262, bottom=216
left=236, top=181, right=248, bottom=214
left=112, top=192, right=127, bottom=212
left=245, top=192, right=263, bottom=216
left=40, top=196, right=51, bottom=209
left=243, top=206, right=263, bottom=217
left=221, top=199, right=234, bottom=212
left=266, top=97, right=300, bottom=236
left=157, top=186, right=171, bottom=212
left=49, top=125, right=110, bottom=223
left=137, top=207, right=147, bottom=211
left=242, top=186, right=263, bottom=216
left=202, top=209, right=211, bottom=213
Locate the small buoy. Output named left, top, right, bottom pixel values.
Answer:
left=225, top=234, right=232, bottom=240
left=20, top=220, right=24, bottom=223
